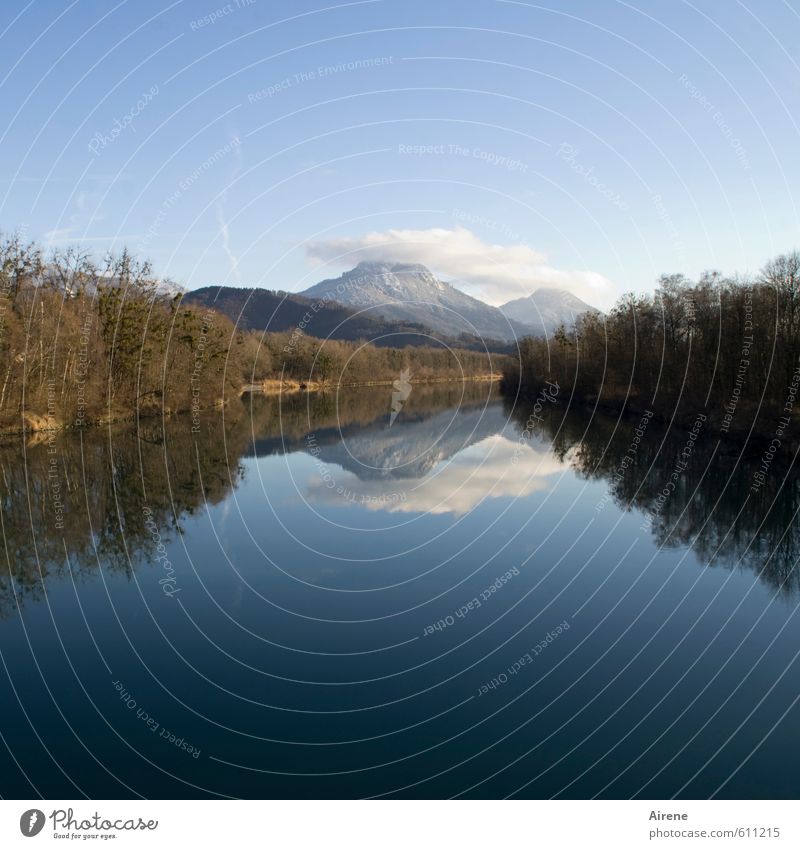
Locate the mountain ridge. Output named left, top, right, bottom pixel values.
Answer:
left=180, top=283, right=515, bottom=353
left=300, top=261, right=532, bottom=341
left=499, top=287, right=600, bottom=336
left=182, top=261, right=600, bottom=347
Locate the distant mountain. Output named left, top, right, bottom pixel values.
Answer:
left=299, top=261, right=533, bottom=342
left=499, top=288, right=599, bottom=336
left=183, top=266, right=599, bottom=348
left=183, top=285, right=420, bottom=340
left=181, top=284, right=514, bottom=352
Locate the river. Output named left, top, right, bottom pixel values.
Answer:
left=1, top=382, right=798, bottom=798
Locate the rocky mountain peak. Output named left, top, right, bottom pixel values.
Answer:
left=300, top=261, right=592, bottom=341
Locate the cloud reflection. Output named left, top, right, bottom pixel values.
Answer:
left=305, top=433, right=563, bottom=516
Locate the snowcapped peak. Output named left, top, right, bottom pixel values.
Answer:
left=353, top=260, right=394, bottom=274
left=300, top=260, right=530, bottom=341
left=389, top=262, right=432, bottom=275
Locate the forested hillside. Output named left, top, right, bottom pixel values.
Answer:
left=183, top=284, right=516, bottom=353
left=245, top=329, right=501, bottom=387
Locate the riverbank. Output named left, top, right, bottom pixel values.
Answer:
left=242, top=374, right=502, bottom=395
left=506, top=382, right=800, bottom=449
left=1, top=398, right=229, bottom=439
left=2, top=375, right=502, bottom=437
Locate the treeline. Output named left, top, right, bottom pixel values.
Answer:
left=0, top=234, right=245, bottom=431
left=503, top=251, right=800, bottom=435
left=246, top=330, right=501, bottom=386
left=0, top=232, right=500, bottom=432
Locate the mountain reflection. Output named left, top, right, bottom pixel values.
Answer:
left=305, top=430, right=564, bottom=515
left=2, top=382, right=799, bottom=616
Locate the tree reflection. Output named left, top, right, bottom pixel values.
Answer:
left=0, top=382, right=499, bottom=615
left=4, top=380, right=795, bottom=619
left=0, top=409, right=249, bottom=616
left=507, top=399, right=800, bottom=595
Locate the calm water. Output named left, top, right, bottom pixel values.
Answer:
left=1, top=383, right=799, bottom=799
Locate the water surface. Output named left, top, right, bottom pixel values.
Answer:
left=1, top=383, right=799, bottom=799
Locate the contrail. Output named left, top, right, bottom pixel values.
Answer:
left=217, top=131, right=243, bottom=284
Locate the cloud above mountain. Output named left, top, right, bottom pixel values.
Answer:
left=305, top=226, right=612, bottom=306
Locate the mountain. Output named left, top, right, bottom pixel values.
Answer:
left=181, top=285, right=514, bottom=352
left=182, top=266, right=598, bottom=347
left=498, top=288, right=599, bottom=336
left=183, top=285, right=428, bottom=341
left=299, top=261, right=533, bottom=342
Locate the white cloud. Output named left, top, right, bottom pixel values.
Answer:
left=305, top=226, right=612, bottom=306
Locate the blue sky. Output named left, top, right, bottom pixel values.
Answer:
left=1, top=0, right=798, bottom=307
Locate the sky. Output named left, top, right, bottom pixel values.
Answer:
left=1, top=0, right=799, bottom=309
